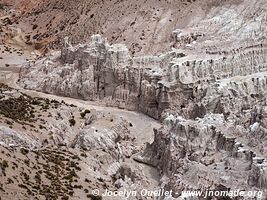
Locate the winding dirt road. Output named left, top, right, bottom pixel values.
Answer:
left=0, top=58, right=162, bottom=189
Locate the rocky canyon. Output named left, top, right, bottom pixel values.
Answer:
left=0, top=0, right=266, bottom=199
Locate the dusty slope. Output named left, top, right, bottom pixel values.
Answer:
left=1, top=0, right=242, bottom=55
left=0, top=76, right=161, bottom=200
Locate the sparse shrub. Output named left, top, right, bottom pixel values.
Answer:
left=64, top=169, right=77, bottom=180
left=81, top=153, right=87, bottom=158
left=32, top=24, right=38, bottom=30
left=39, top=124, right=46, bottom=129
left=5, top=120, right=13, bottom=125
left=7, top=178, right=14, bottom=184
left=97, top=177, right=104, bottom=182
left=84, top=109, right=91, bottom=114
left=69, top=118, right=76, bottom=126
left=80, top=109, right=91, bottom=118
left=72, top=155, right=80, bottom=160
left=1, top=160, right=8, bottom=169
left=18, top=184, right=28, bottom=189
left=80, top=112, right=86, bottom=118
left=22, top=172, right=30, bottom=181
left=87, top=194, right=102, bottom=200
left=20, top=148, right=29, bottom=155
left=73, top=185, right=83, bottom=189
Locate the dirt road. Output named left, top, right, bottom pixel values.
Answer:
left=0, top=61, right=162, bottom=189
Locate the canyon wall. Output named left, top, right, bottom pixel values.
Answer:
left=18, top=35, right=267, bottom=120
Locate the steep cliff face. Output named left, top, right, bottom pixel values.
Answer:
left=18, top=35, right=267, bottom=120
left=19, top=35, right=179, bottom=119
left=136, top=113, right=267, bottom=198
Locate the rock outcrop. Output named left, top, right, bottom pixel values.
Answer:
left=18, top=34, right=267, bottom=120
left=19, top=35, right=180, bottom=119
left=136, top=113, right=267, bottom=198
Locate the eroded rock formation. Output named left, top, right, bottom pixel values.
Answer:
left=19, top=35, right=179, bottom=119
left=136, top=113, right=267, bottom=198
left=3, top=0, right=267, bottom=199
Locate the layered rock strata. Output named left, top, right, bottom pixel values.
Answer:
left=136, top=113, right=267, bottom=198
left=18, top=35, right=267, bottom=120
